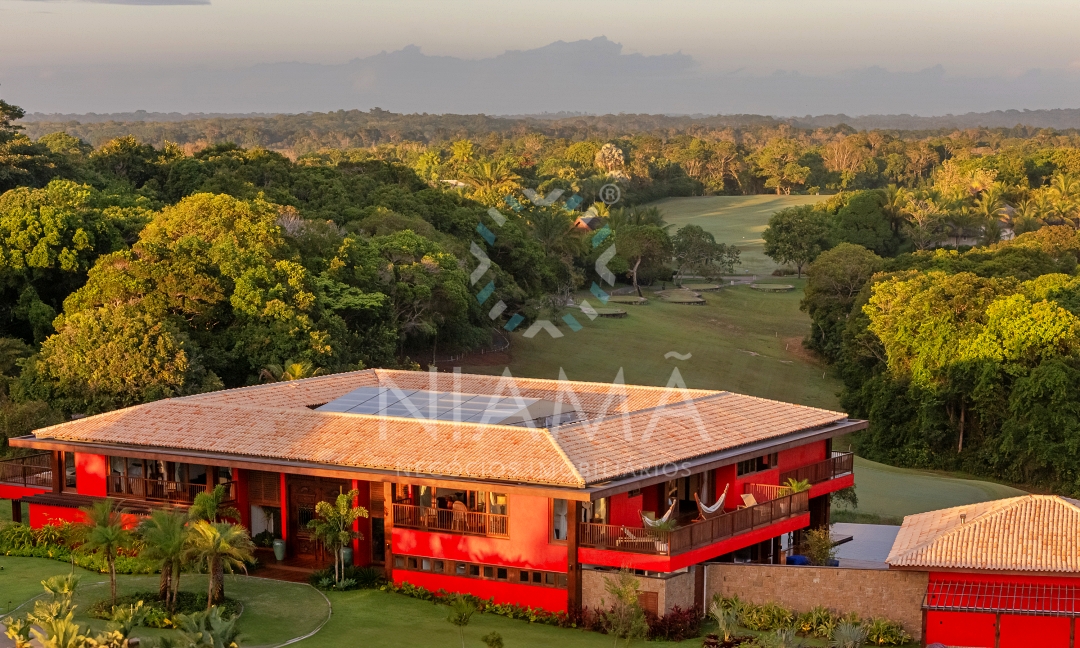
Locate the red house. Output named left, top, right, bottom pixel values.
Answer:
left=887, top=495, right=1080, bottom=647
left=3, top=369, right=860, bottom=613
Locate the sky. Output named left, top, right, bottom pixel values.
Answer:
left=3, top=0, right=1080, bottom=115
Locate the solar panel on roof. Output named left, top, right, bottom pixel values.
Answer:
left=314, top=386, right=541, bottom=424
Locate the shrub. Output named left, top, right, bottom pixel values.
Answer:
left=829, top=621, right=869, bottom=648
left=310, top=565, right=385, bottom=590
left=797, top=605, right=838, bottom=638
left=86, top=591, right=241, bottom=628
left=646, top=605, right=701, bottom=641
left=740, top=601, right=794, bottom=631
left=252, top=530, right=275, bottom=548
left=803, top=527, right=837, bottom=566
left=864, top=617, right=911, bottom=646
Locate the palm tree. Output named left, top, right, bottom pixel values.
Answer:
left=184, top=520, right=255, bottom=609
left=78, top=499, right=132, bottom=605
left=189, top=484, right=241, bottom=523
left=307, top=488, right=369, bottom=584
left=259, top=359, right=323, bottom=382
left=460, top=160, right=521, bottom=205
left=139, top=509, right=189, bottom=611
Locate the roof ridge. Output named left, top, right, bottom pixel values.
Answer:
left=535, top=427, right=586, bottom=488
left=177, top=369, right=378, bottom=401
left=372, top=368, right=719, bottom=395
left=891, top=495, right=1080, bottom=565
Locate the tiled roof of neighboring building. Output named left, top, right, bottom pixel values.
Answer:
left=27, top=370, right=851, bottom=488
left=886, top=495, right=1080, bottom=573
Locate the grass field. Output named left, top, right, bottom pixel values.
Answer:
left=652, top=194, right=831, bottom=276
left=462, top=279, right=840, bottom=410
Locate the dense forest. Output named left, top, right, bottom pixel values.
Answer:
left=7, top=100, right=1080, bottom=496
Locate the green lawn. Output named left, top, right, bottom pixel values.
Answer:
left=463, top=279, right=840, bottom=410
left=652, top=195, right=831, bottom=276
left=0, top=556, right=329, bottom=648
left=833, top=456, right=1027, bottom=524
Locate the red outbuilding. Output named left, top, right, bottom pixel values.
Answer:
left=887, top=495, right=1080, bottom=647
left=4, top=369, right=862, bottom=614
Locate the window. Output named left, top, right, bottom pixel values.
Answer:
left=421, top=558, right=431, bottom=571
left=519, top=571, right=530, bottom=582
left=737, top=453, right=778, bottom=477
left=64, top=453, right=76, bottom=489
left=533, top=572, right=542, bottom=584
left=496, top=568, right=507, bottom=580
left=469, top=565, right=480, bottom=577
left=483, top=566, right=494, bottom=578
left=433, top=560, right=444, bottom=573
left=408, top=557, right=419, bottom=569
left=456, top=563, right=467, bottom=576
left=394, top=556, right=405, bottom=569
left=394, top=555, right=566, bottom=589
left=551, top=499, right=568, bottom=541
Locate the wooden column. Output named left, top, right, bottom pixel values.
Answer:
left=205, top=466, right=216, bottom=492
left=279, top=473, right=288, bottom=542
left=11, top=499, right=22, bottom=524
left=383, top=481, right=394, bottom=580
left=567, top=500, right=583, bottom=613
left=809, top=494, right=831, bottom=530
left=51, top=452, right=63, bottom=494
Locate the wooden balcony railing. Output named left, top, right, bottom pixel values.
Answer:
left=0, top=453, right=53, bottom=489
left=392, top=503, right=510, bottom=539
left=108, top=475, right=236, bottom=505
left=579, top=491, right=810, bottom=556
left=746, top=483, right=790, bottom=503
left=779, top=451, right=854, bottom=486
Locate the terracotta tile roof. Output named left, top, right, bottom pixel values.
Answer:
left=552, top=392, right=847, bottom=483
left=34, top=400, right=585, bottom=487
left=29, top=371, right=852, bottom=489
left=886, top=495, right=1080, bottom=573
left=182, top=369, right=715, bottom=416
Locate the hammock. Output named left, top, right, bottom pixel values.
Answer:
left=694, top=483, right=729, bottom=521
left=640, top=498, right=678, bottom=528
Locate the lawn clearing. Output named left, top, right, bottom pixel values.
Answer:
left=0, top=556, right=329, bottom=648
left=652, top=195, right=831, bottom=276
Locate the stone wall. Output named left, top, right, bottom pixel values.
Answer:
left=582, top=567, right=697, bottom=615
left=705, top=564, right=927, bottom=640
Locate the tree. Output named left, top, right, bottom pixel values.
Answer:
left=259, top=360, right=324, bottom=382
left=446, top=594, right=476, bottom=648
left=139, top=509, right=189, bottom=611
left=762, top=206, right=830, bottom=276
left=184, top=520, right=255, bottom=608
left=306, top=488, right=369, bottom=584
left=801, top=243, right=883, bottom=360
left=78, top=499, right=132, bottom=605
left=601, top=570, right=648, bottom=647
left=617, top=225, right=673, bottom=296
left=831, top=190, right=903, bottom=256
left=460, top=160, right=521, bottom=205
left=754, top=138, right=810, bottom=195
left=671, top=225, right=740, bottom=281
left=189, top=484, right=242, bottom=523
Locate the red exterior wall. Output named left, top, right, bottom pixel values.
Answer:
left=777, top=442, right=826, bottom=472
left=75, top=453, right=108, bottom=497
left=29, top=504, right=141, bottom=529
left=351, top=479, right=372, bottom=567
left=609, top=491, right=644, bottom=528
left=926, top=571, right=1080, bottom=648
left=0, top=484, right=49, bottom=500
left=393, top=570, right=568, bottom=612
left=235, top=469, right=251, bottom=529
left=925, top=611, right=997, bottom=647
left=579, top=513, right=810, bottom=572
left=394, top=494, right=567, bottom=572
left=809, top=473, right=853, bottom=499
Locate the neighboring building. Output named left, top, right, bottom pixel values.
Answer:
left=887, top=495, right=1080, bottom=647
left=573, top=215, right=604, bottom=231
left=2, top=369, right=860, bottom=613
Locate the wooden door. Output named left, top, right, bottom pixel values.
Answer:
left=287, top=476, right=350, bottom=558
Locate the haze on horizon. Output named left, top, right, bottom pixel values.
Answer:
left=3, top=0, right=1080, bottom=116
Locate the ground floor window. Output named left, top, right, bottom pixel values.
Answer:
left=393, top=554, right=566, bottom=589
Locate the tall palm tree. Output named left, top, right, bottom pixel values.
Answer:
left=189, top=484, right=242, bottom=523
left=78, top=499, right=132, bottom=605
left=460, top=160, right=521, bottom=205
left=139, top=509, right=189, bottom=611
left=184, top=520, right=255, bottom=609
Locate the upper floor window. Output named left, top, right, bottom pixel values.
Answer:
left=737, top=452, right=778, bottom=477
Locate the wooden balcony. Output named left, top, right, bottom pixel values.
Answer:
left=745, top=483, right=790, bottom=503
left=392, top=503, right=510, bottom=539
left=0, top=453, right=53, bottom=489
left=779, top=451, right=854, bottom=486
left=107, top=475, right=236, bottom=505
left=578, top=491, right=809, bottom=556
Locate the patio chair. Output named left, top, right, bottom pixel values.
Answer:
left=739, top=493, right=758, bottom=509
left=693, top=483, right=729, bottom=521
